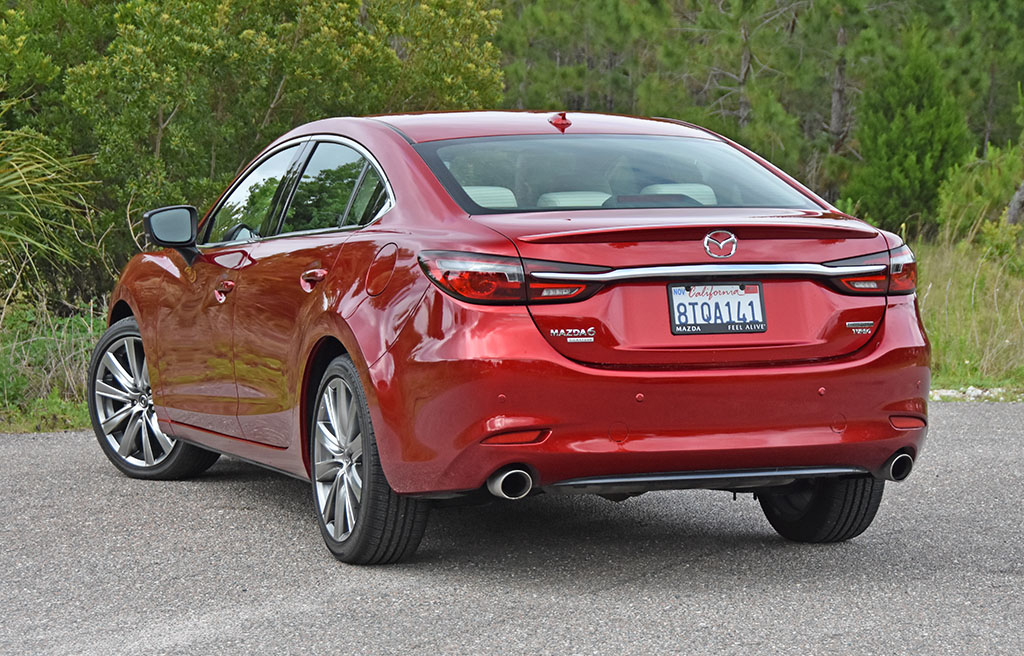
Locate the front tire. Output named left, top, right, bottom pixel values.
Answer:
left=311, top=356, right=429, bottom=564
left=88, top=317, right=219, bottom=479
left=759, top=476, right=885, bottom=543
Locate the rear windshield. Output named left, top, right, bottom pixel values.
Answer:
left=414, top=135, right=819, bottom=214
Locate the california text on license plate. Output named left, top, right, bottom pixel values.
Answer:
left=668, top=282, right=767, bottom=335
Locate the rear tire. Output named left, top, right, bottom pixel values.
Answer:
left=310, top=356, right=429, bottom=564
left=759, top=476, right=884, bottom=542
left=88, top=317, right=220, bottom=480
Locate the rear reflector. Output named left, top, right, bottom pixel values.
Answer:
left=890, top=415, right=926, bottom=430
left=481, top=429, right=550, bottom=445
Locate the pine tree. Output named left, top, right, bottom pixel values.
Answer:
left=842, top=28, right=971, bottom=233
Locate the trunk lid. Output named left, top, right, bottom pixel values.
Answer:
left=475, top=208, right=889, bottom=368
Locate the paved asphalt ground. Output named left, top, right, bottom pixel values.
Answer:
left=2, top=403, right=1022, bottom=655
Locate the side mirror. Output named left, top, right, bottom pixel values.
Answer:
left=143, top=205, right=199, bottom=264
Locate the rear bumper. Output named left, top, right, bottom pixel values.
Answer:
left=367, top=288, right=929, bottom=495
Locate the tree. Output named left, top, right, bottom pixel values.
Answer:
left=2, top=0, right=503, bottom=302
left=842, top=28, right=971, bottom=232
left=942, top=0, right=1024, bottom=155
left=495, top=0, right=667, bottom=113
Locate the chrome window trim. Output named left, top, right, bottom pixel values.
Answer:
left=530, top=262, right=888, bottom=282
left=260, top=224, right=363, bottom=242
left=200, top=132, right=396, bottom=247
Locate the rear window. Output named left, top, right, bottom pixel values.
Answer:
left=414, top=135, right=819, bottom=214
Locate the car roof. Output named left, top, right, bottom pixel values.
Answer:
left=361, top=111, right=720, bottom=143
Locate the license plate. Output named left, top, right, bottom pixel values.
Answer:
left=668, top=282, right=767, bottom=335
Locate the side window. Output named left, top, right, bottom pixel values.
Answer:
left=347, top=165, right=388, bottom=227
left=202, top=145, right=298, bottom=244
left=280, top=142, right=364, bottom=234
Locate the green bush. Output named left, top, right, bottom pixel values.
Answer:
left=936, top=144, right=1024, bottom=242
left=977, top=218, right=1024, bottom=275
left=0, top=303, right=104, bottom=432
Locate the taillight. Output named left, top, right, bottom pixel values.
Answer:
left=887, top=244, right=917, bottom=294
left=418, top=251, right=606, bottom=305
left=825, top=244, right=917, bottom=295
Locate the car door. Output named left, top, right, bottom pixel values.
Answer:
left=154, top=142, right=306, bottom=437
left=232, top=138, right=388, bottom=446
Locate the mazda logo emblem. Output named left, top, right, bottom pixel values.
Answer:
left=704, top=230, right=737, bottom=258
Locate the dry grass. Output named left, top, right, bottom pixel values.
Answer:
left=0, top=301, right=104, bottom=432
left=915, top=240, right=1024, bottom=389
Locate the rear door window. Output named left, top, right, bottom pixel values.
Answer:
left=279, top=142, right=365, bottom=234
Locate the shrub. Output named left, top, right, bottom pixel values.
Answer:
left=936, top=144, right=1024, bottom=242
left=843, top=28, right=971, bottom=234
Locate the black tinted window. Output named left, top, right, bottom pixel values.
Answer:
left=203, top=146, right=298, bottom=244
left=347, top=166, right=388, bottom=226
left=281, top=142, right=365, bottom=234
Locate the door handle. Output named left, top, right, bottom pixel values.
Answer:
left=214, top=279, right=236, bottom=303
left=300, top=268, right=328, bottom=292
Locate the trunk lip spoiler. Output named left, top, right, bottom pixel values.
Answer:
left=531, top=262, right=887, bottom=283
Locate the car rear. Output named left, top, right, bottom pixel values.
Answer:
left=367, top=120, right=928, bottom=503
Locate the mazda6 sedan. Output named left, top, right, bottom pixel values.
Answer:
left=88, top=111, right=929, bottom=564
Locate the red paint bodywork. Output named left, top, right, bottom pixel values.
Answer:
left=108, top=112, right=929, bottom=493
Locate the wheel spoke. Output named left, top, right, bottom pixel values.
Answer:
left=316, top=420, right=341, bottom=454
left=348, top=465, right=362, bottom=502
left=101, top=404, right=133, bottom=434
left=333, top=471, right=347, bottom=539
left=323, top=385, right=339, bottom=434
left=123, top=338, right=142, bottom=387
left=95, top=380, right=133, bottom=403
left=103, top=351, right=135, bottom=392
left=321, top=471, right=339, bottom=517
left=348, top=438, right=362, bottom=463
left=336, top=385, right=351, bottom=439
left=118, top=412, right=142, bottom=457
left=140, top=414, right=154, bottom=465
left=344, top=398, right=359, bottom=442
left=148, top=412, right=174, bottom=453
left=314, top=458, right=342, bottom=482
left=344, top=478, right=357, bottom=533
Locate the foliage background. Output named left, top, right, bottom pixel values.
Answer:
left=2, top=0, right=1024, bottom=428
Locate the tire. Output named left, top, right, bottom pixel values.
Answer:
left=310, top=355, right=429, bottom=564
left=759, top=476, right=885, bottom=543
left=88, top=316, right=220, bottom=480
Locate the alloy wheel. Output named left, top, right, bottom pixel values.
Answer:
left=313, top=377, right=364, bottom=542
left=93, top=336, right=174, bottom=467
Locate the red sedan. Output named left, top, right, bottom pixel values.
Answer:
left=88, top=111, right=928, bottom=563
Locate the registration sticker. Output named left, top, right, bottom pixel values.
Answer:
left=668, top=282, right=767, bottom=335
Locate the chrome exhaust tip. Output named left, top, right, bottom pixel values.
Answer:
left=884, top=453, right=914, bottom=482
left=487, top=469, right=533, bottom=500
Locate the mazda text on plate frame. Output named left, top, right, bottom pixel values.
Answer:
left=88, top=111, right=929, bottom=564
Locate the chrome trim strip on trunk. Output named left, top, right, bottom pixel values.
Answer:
left=530, top=263, right=886, bottom=282
left=546, top=466, right=870, bottom=495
